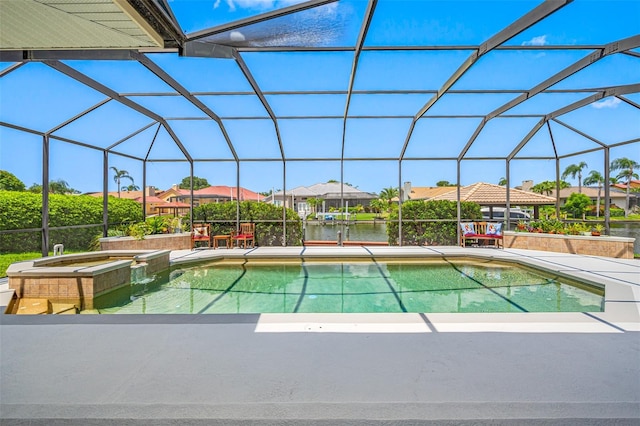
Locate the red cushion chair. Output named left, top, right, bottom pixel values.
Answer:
left=191, top=224, right=211, bottom=249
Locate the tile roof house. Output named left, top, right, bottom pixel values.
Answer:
left=89, top=184, right=264, bottom=216
left=410, top=182, right=556, bottom=206
left=133, top=195, right=169, bottom=216
left=549, top=186, right=635, bottom=210
left=158, top=184, right=262, bottom=207
left=87, top=186, right=163, bottom=215
left=128, top=196, right=190, bottom=216
left=612, top=179, right=640, bottom=191
left=407, top=182, right=556, bottom=220
left=406, top=186, right=456, bottom=200
left=406, top=181, right=638, bottom=217
left=270, top=182, right=377, bottom=212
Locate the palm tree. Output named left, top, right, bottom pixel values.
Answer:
left=307, top=197, right=323, bottom=215
left=124, top=184, right=140, bottom=192
left=369, top=198, right=385, bottom=215
left=531, top=180, right=570, bottom=196
left=611, top=157, right=640, bottom=217
left=530, top=180, right=555, bottom=196
left=498, top=177, right=507, bottom=186
left=584, top=170, right=604, bottom=218
left=378, top=187, right=399, bottom=213
left=561, top=161, right=588, bottom=193
left=27, top=179, right=79, bottom=194
left=49, top=179, right=79, bottom=194
left=110, top=167, right=134, bottom=198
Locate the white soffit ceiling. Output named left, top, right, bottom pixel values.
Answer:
left=0, top=0, right=163, bottom=50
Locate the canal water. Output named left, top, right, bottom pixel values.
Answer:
left=304, top=222, right=388, bottom=243
left=305, top=221, right=640, bottom=254
left=610, top=222, right=640, bottom=254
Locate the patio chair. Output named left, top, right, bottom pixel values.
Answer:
left=232, top=223, right=255, bottom=249
left=191, top=224, right=211, bottom=249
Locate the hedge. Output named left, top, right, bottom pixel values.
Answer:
left=387, top=200, right=482, bottom=246
left=0, top=191, right=143, bottom=253
left=193, top=201, right=302, bottom=246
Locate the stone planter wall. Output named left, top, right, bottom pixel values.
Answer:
left=100, top=233, right=191, bottom=251
left=503, top=231, right=635, bottom=259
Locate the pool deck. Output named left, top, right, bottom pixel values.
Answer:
left=1, top=246, right=639, bottom=424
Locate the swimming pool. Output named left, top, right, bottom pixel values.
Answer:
left=94, top=257, right=604, bottom=314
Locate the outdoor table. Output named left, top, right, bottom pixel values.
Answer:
left=213, top=234, right=231, bottom=249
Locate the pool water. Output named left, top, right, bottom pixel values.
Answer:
left=94, top=258, right=604, bottom=314
left=99, top=258, right=604, bottom=314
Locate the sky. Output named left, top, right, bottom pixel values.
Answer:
left=0, top=0, right=639, bottom=196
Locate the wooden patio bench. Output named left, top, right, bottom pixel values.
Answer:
left=460, top=221, right=503, bottom=248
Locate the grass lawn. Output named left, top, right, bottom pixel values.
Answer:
left=584, top=215, right=640, bottom=221
left=612, top=214, right=640, bottom=220
left=0, top=251, right=83, bottom=278
left=349, top=212, right=387, bottom=221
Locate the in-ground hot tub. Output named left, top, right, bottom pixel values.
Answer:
left=6, top=250, right=170, bottom=312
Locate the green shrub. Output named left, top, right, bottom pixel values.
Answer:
left=125, top=216, right=174, bottom=240
left=387, top=200, right=482, bottom=246
left=0, top=170, right=26, bottom=191
left=587, top=205, right=625, bottom=217
left=562, top=193, right=592, bottom=219
left=88, top=228, right=126, bottom=251
left=193, top=201, right=302, bottom=246
left=610, top=207, right=625, bottom=217
left=0, top=191, right=143, bottom=253
left=539, top=218, right=564, bottom=233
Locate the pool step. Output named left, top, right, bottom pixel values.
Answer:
left=1, top=279, right=79, bottom=314
left=12, top=298, right=78, bottom=315
left=15, top=298, right=52, bottom=315
left=51, top=303, right=78, bottom=315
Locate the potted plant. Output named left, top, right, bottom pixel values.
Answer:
left=591, top=224, right=604, bottom=236
left=516, top=220, right=527, bottom=231
left=551, top=221, right=565, bottom=235
left=581, top=222, right=592, bottom=236
left=529, top=220, right=543, bottom=233
left=567, top=222, right=586, bottom=236
left=170, top=217, right=184, bottom=233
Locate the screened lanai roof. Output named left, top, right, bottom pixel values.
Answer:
left=0, top=0, right=638, bottom=198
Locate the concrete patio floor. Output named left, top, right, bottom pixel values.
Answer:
left=1, top=246, right=639, bottom=424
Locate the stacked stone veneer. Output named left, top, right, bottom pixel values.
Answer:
left=8, top=261, right=131, bottom=310
left=7, top=250, right=170, bottom=310
left=139, top=251, right=169, bottom=275
left=100, top=233, right=191, bottom=251
left=503, top=231, right=635, bottom=259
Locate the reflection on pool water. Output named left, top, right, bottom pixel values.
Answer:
left=93, top=258, right=604, bottom=314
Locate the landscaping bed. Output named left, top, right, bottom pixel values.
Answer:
left=100, top=233, right=192, bottom=251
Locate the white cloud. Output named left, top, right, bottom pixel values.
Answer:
left=592, top=97, right=621, bottom=109
left=521, top=35, right=548, bottom=46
